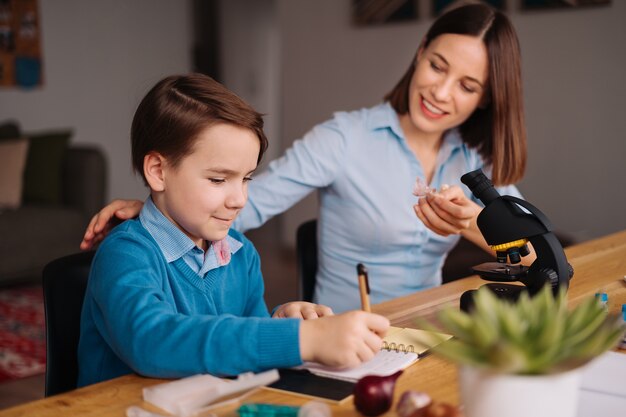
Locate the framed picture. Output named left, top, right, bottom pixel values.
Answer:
left=521, top=0, right=611, bottom=9
left=0, top=0, right=43, bottom=88
left=352, top=0, right=419, bottom=26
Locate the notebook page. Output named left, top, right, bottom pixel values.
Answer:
left=299, top=349, right=418, bottom=382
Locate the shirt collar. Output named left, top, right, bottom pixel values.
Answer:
left=369, top=102, right=465, bottom=155
left=366, top=102, right=403, bottom=137
left=139, top=197, right=243, bottom=265
left=439, top=128, right=464, bottom=159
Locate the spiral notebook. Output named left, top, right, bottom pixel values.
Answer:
left=296, top=326, right=450, bottom=382
left=265, top=326, right=450, bottom=402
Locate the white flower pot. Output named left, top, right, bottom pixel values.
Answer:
left=459, top=365, right=582, bottom=417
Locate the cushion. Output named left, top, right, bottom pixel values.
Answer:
left=0, top=138, right=30, bottom=209
left=22, top=130, right=72, bottom=205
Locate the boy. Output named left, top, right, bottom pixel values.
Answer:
left=78, top=74, right=389, bottom=386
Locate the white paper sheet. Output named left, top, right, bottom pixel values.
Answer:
left=577, top=351, right=626, bottom=417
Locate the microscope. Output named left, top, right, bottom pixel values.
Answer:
left=459, top=169, right=574, bottom=311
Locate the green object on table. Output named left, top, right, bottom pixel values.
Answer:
left=238, top=403, right=300, bottom=417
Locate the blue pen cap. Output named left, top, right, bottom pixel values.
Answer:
left=238, top=404, right=300, bottom=417
left=622, top=304, right=626, bottom=321
left=595, top=292, right=608, bottom=303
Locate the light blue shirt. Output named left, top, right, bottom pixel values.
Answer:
left=235, top=103, right=521, bottom=312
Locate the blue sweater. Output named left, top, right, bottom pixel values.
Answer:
left=77, top=218, right=301, bottom=387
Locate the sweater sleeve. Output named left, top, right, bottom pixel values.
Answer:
left=86, top=231, right=302, bottom=378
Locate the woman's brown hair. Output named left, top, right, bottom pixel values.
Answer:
left=384, top=3, right=526, bottom=185
left=131, top=73, right=269, bottom=185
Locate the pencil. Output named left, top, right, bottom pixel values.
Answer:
left=357, top=263, right=371, bottom=312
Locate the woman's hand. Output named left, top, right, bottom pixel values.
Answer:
left=413, top=185, right=481, bottom=237
left=80, top=199, right=144, bottom=250
left=273, top=302, right=334, bottom=319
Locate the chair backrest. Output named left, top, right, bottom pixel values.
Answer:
left=296, top=219, right=317, bottom=302
left=42, top=250, right=95, bottom=397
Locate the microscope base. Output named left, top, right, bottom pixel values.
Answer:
left=460, top=283, right=528, bottom=312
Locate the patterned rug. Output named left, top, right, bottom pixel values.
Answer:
left=0, top=285, right=46, bottom=383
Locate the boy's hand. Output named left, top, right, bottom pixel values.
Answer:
left=273, top=302, right=333, bottom=319
left=80, top=199, right=144, bottom=250
left=299, top=311, right=390, bottom=369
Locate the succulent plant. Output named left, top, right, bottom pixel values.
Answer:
left=417, top=285, right=625, bottom=375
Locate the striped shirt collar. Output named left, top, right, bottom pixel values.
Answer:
left=139, top=197, right=243, bottom=273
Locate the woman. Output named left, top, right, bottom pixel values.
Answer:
left=81, top=3, right=531, bottom=312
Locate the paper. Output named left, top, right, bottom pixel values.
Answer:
left=142, top=369, right=279, bottom=417
left=299, top=349, right=418, bottom=382
left=577, top=351, right=626, bottom=417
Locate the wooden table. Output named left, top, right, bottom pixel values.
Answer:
left=3, top=230, right=626, bottom=417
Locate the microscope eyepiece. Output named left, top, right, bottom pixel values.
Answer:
left=508, top=249, right=522, bottom=265
left=460, top=169, right=500, bottom=206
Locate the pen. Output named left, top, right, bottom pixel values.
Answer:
left=357, top=263, right=371, bottom=312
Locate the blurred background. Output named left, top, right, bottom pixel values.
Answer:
left=1, top=0, right=625, bottom=292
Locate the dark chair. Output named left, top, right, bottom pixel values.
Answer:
left=442, top=237, right=493, bottom=283
left=296, top=219, right=318, bottom=302
left=42, top=250, right=95, bottom=397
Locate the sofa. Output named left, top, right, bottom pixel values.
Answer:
left=0, top=121, right=106, bottom=286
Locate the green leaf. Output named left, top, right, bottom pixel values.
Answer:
left=414, top=285, right=623, bottom=375
left=432, top=339, right=488, bottom=368
left=437, top=307, right=474, bottom=342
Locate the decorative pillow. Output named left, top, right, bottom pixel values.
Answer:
left=22, top=130, right=73, bottom=205
left=0, top=138, right=30, bottom=209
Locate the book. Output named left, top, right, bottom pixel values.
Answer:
left=266, top=369, right=357, bottom=404
left=265, top=326, right=451, bottom=403
left=298, top=326, right=450, bottom=382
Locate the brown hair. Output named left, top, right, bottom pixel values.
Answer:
left=384, top=3, right=526, bottom=185
left=131, top=73, right=269, bottom=185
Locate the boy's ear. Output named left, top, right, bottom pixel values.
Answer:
left=144, top=152, right=166, bottom=192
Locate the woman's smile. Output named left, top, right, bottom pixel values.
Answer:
left=420, top=95, right=447, bottom=119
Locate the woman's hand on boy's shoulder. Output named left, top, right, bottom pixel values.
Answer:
left=80, top=199, right=144, bottom=250
left=272, top=302, right=333, bottom=319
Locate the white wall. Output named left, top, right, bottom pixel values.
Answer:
left=219, top=0, right=281, bottom=168
left=266, top=0, right=626, bottom=245
left=0, top=0, right=193, bottom=204
left=514, top=5, right=626, bottom=242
